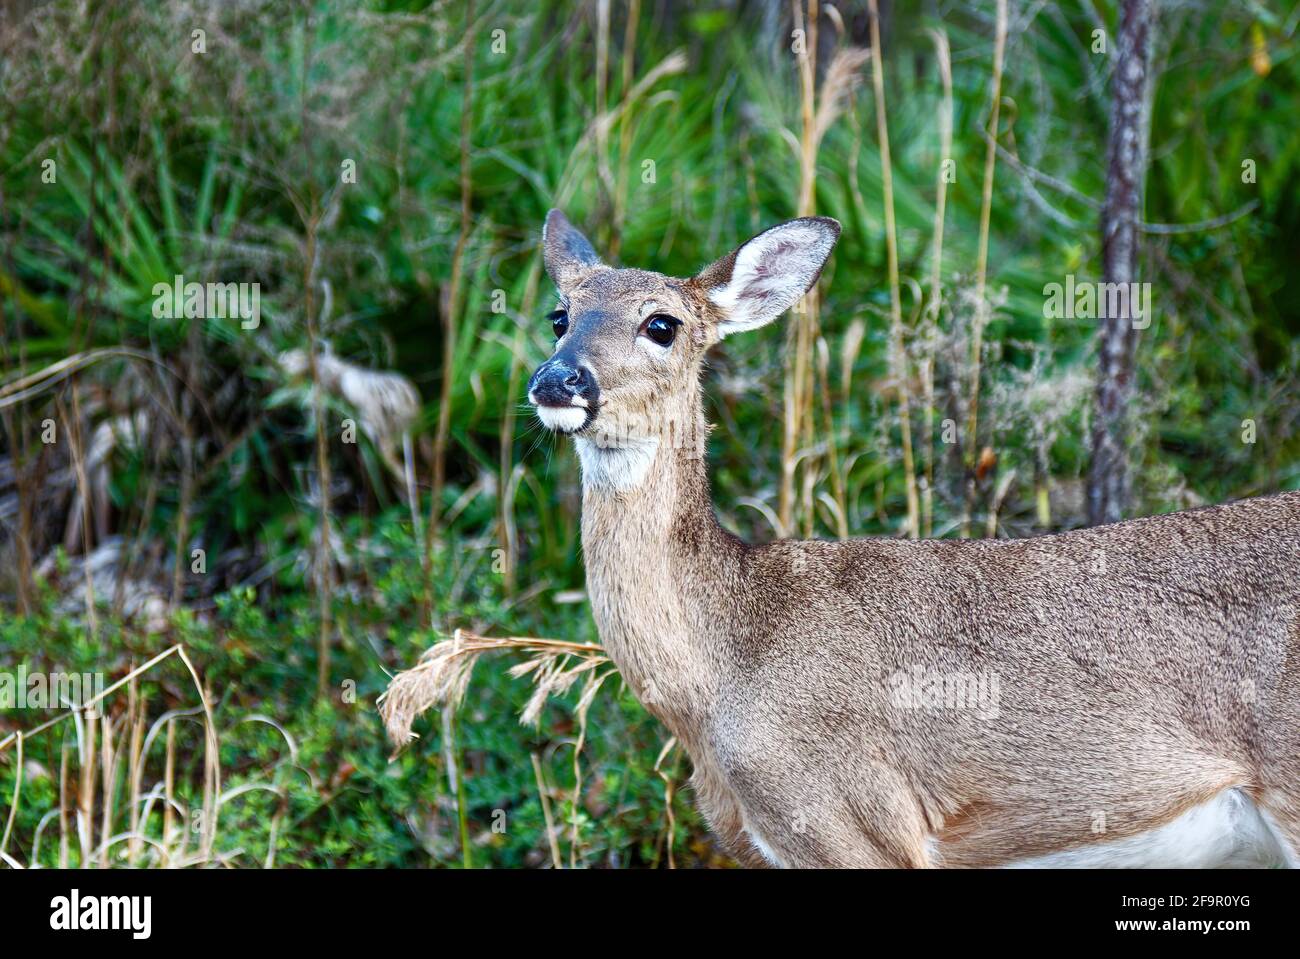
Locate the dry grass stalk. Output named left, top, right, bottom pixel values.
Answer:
left=58, top=740, right=69, bottom=868
left=0, top=646, right=183, bottom=754
left=839, top=318, right=866, bottom=477
left=0, top=643, right=221, bottom=868
left=172, top=318, right=202, bottom=611
left=379, top=629, right=610, bottom=747
left=78, top=704, right=96, bottom=866
left=781, top=0, right=819, bottom=536
left=380, top=628, right=613, bottom=867
left=867, top=0, right=919, bottom=539
left=812, top=47, right=871, bottom=147
left=961, top=0, right=1009, bottom=537
left=438, top=704, right=467, bottom=867
left=170, top=428, right=194, bottom=608
left=816, top=337, right=848, bottom=539
left=653, top=736, right=679, bottom=869
left=986, top=468, right=1017, bottom=537
left=530, top=751, right=563, bottom=869
left=55, top=392, right=99, bottom=638
left=540, top=654, right=616, bottom=867
left=498, top=399, right=524, bottom=596
left=182, top=650, right=221, bottom=862
left=780, top=0, right=867, bottom=538
left=0, top=347, right=160, bottom=411
left=923, top=27, right=954, bottom=538
left=555, top=48, right=688, bottom=211
left=595, top=0, right=613, bottom=207
left=163, top=718, right=175, bottom=861
left=127, top=676, right=144, bottom=867
left=610, top=0, right=643, bottom=257
left=0, top=732, right=20, bottom=865
left=813, top=43, right=869, bottom=542
left=3, top=407, right=36, bottom=614
left=429, top=0, right=478, bottom=559
left=586, top=50, right=688, bottom=152
left=497, top=262, right=543, bottom=596
left=299, top=205, right=336, bottom=700
left=99, top=710, right=117, bottom=868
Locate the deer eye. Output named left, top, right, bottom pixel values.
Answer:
left=643, top=314, right=680, bottom=347
left=549, top=309, right=569, bottom=339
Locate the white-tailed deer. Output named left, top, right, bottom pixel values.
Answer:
left=528, top=209, right=1300, bottom=868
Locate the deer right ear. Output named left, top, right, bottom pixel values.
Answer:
left=542, top=209, right=603, bottom=292
left=696, top=216, right=840, bottom=338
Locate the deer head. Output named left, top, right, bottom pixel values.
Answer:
left=528, top=209, right=839, bottom=488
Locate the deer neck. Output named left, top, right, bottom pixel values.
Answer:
left=576, top=400, right=738, bottom=732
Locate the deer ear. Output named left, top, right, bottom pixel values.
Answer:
left=696, top=217, right=840, bottom=338
left=542, top=209, right=603, bottom=292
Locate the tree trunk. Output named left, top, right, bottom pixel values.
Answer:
left=1089, top=0, right=1152, bottom=526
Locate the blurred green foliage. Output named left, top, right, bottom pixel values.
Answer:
left=1, top=0, right=1298, bottom=867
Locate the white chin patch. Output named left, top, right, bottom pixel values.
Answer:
left=575, top=436, right=659, bottom=492
left=535, top=405, right=588, bottom=433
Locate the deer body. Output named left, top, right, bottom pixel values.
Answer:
left=530, top=210, right=1300, bottom=868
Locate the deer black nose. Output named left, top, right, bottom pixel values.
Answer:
left=563, top=366, right=589, bottom=390
left=528, top=359, right=595, bottom=406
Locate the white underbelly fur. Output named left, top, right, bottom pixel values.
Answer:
left=1002, top=788, right=1293, bottom=868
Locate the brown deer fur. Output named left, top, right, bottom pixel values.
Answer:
left=528, top=209, right=1300, bottom=868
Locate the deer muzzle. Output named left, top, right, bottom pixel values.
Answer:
left=528, top=358, right=598, bottom=433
